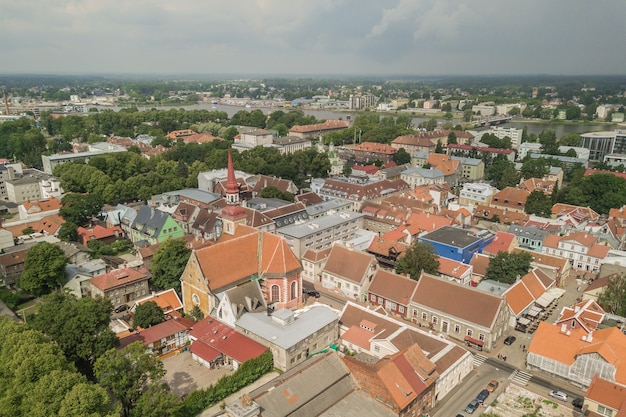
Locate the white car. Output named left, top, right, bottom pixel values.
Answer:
left=549, top=390, right=568, bottom=401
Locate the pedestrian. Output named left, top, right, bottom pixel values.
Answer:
left=503, top=355, right=507, bottom=361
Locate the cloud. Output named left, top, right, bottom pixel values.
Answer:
left=1, top=0, right=625, bottom=75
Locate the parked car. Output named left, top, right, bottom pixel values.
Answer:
left=465, top=399, right=480, bottom=414
left=486, top=379, right=499, bottom=392
left=114, top=304, right=128, bottom=313
left=302, top=287, right=320, bottom=298
left=572, top=397, right=584, bottom=409
left=477, top=389, right=490, bottom=403
left=503, top=335, right=516, bottom=345
left=549, top=390, right=568, bottom=401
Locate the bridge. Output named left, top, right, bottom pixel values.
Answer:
left=472, top=115, right=513, bottom=127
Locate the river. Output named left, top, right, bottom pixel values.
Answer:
left=100, top=102, right=612, bottom=137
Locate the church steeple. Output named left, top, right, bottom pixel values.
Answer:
left=220, top=148, right=246, bottom=235
left=225, top=148, right=240, bottom=205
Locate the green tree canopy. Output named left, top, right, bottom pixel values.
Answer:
left=58, top=221, right=79, bottom=242
left=30, top=292, right=119, bottom=377
left=484, top=252, right=533, bottom=284
left=393, top=147, right=411, bottom=165
left=60, top=193, right=104, bottom=226
left=133, top=301, right=165, bottom=329
left=151, top=238, right=192, bottom=291
left=597, top=274, right=626, bottom=316
left=0, top=317, right=119, bottom=417
left=259, top=185, right=295, bottom=202
left=94, top=341, right=166, bottom=417
left=524, top=190, right=553, bottom=217
left=395, top=241, right=440, bottom=280
left=18, top=242, right=68, bottom=295
left=564, top=173, right=626, bottom=214
left=520, top=158, right=550, bottom=180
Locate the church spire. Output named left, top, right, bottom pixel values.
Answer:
left=221, top=148, right=246, bottom=235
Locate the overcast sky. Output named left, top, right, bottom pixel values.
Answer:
left=2, top=0, right=625, bottom=76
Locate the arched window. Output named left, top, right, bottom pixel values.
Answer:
left=290, top=281, right=298, bottom=300
left=271, top=285, right=280, bottom=303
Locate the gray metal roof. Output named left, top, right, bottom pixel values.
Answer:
left=163, top=188, right=221, bottom=204
left=508, top=224, right=548, bottom=240
left=277, top=211, right=364, bottom=238
left=305, top=199, right=352, bottom=216
left=451, top=156, right=483, bottom=166
left=235, top=305, right=338, bottom=349
left=401, top=167, right=444, bottom=178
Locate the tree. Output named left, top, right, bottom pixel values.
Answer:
left=393, top=147, right=411, bottom=165
left=259, top=185, right=295, bottom=202
left=60, top=193, right=103, bottom=226
left=151, top=238, right=191, bottom=291
left=520, top=158, right=550, bottom=180
left=435, top=140, right=444, bottom=154
left=598, top=274, right=626, bottom=316
left=463, top=109, right=473, bottom=122
left=30, top=292, right=119, bottom=377
left=94, top=342, right=166, bottom=417
left=58, top=221, right=79, bottom=242
left=130, top=383, right=182, bottom=417
left=447, top=132, right=457, bottom=145
left=189, top=305, right=205, bottom=321
left=524, top=191, right=553, bottom=217
left=18, top=242, right=68, bottom=295
left=395, top=241, right=440, bottom=280
left=484, top=252, right=532, bottom=284
left=133, top=301, right=164, bottom=329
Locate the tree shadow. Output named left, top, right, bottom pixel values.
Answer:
left=167, top=371, right=198, bottom=397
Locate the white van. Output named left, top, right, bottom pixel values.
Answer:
left=549, top=390, right=568, bottom=401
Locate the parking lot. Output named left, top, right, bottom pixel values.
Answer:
left=160, top=350, right=234, bottom=397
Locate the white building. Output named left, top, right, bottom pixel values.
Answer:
left=488, top=126, right=524, bottom=149
left=517, top=142, right=543, bottom=160
left=458, top=182, right=498, bottom=208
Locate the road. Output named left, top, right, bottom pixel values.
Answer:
left=431, top=356, right=585, bottom=417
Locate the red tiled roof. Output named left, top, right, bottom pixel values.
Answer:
left=189, top=317, right=267, bottom=363
left=483, top=231, right=516, bottom=255
left=136, top=318, right=195, bottom=345
left=90, top=266, right=150, bottom=292
left=289, top=120, right=349, bottom=133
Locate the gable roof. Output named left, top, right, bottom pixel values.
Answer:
left=411, top=272, right=504, bottom=329
left=89, top=266, right=150, bottom=292
left=133, top=288, right=183, bottom=314
left=368, top=270, right=418, bottom=307
left=470, top=253, right=491, bottom=277
left=132, top=205, right=172, bottom=236
left=503, top=268, right=554, bottom=316
left=586, top=376, right=626, bottom=412
left=555, top=299, right=605, bottom=333
left=194, top=225, right=301, bottom=292
left=437, top=257, right=471, bottom=279
left=323, top=245, right=377, bottom=285
left=124, top=317, right=195, bottom=346
left=483, top=231, right=516, bottom=255
left=77, top=224, right=123, bottom=242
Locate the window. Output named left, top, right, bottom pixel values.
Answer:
left=478, top=333, right=485, bottom=341
left=386, top=301, right=397, bottom=310
left=597, top=405, right=613, bottom=417
left=290, top=281, right=297, bottom=300
left=413, top=309, right=418, bottom=317
left=431, top=316, right=438, bottom=324
left=421, top=312, right=427, bottom=320
left=370, top=294, right=377, bottom=302
left=271, top=285, right=280, bottom=303
left=399, top=306, right=405, bottom=314
left=454, top=325, right=460, bottom=333
left=467, top=329, right=473, bottom=337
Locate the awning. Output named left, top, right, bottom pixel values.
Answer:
left=464, top=335, right=484, bottom=346
left=517, top=317, right=531, bottom=326
left=527, top=306, right=542, bottom=317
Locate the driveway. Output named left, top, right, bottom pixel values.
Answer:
left=161, top=350, right=234, bottom=397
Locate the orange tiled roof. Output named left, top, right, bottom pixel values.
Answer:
left=22, top=197, right=62, bottom=213
left=135, top=288, right=183, bottom=313
left=529, top=324, right=626, bottom=385
left=289, top=120, right=349, bottom=133
left=353, top=142, right=396, bottom=155
left=483, top=231, right=516, bottom=255
left=586, top=375, right=626, bottom=411
left=194, top=225, right=301, bottom=291
left=437, top=257, right=471, bottom=278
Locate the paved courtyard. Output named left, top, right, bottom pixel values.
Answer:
left=161, top=350, right=234, bottom=397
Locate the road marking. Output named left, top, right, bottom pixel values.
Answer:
left=509, top=370, right=532, bottom=386
left=473, top=353, right=488, bottom=368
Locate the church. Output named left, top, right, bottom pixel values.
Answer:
left=180, top=149, right=303, bottom=319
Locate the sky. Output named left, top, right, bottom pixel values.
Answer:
left=2, top=0, right=626, bottom=76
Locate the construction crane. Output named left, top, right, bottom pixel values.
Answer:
left=2, top=89, right=9, bottom=115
